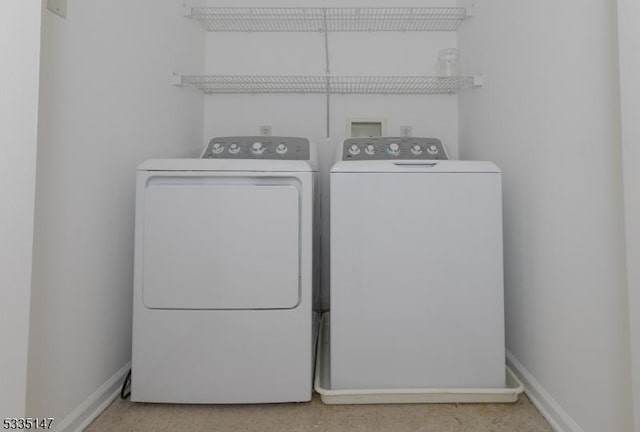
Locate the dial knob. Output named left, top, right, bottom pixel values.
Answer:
left=411, top=144, right=423, bottom=155
left=228, top=143, right=240, bottom=154
left=427, top=144, right=439, bottom=155
left=276, top=144, right=288, bottom=155
left=387, top=142, right=400, bottom=156
left=348, top=144, right=361, bottom=156
left=365, top=144, right=376, bottom=155
left=252, top=141, right=266, bottom=155
left=211, top=143, right=224, bottom=154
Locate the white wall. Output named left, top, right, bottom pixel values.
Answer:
left=617, top=1, right=640, bottom=430
left=202, top=0, right=459, bottom=307
left=0, top=0, right=42, bottom=419
left=27, top=0, right=203, bottom=426
left=458, top=1, right=633, bottom=431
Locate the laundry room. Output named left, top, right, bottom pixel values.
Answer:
left=1, top=1, right=639, bottom=432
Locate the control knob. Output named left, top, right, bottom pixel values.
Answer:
left=365, top=144, right=376, bottom=155
left=348, top=144, right=361, bottom=156
left=411, top=145, right=423, bottom=155
left=252, top=141, right=266, bottom=155
left=228, top=143, right=241, bottom=154
left=276, top=144, right=288, bottom=155
left=211, top=143, right=224, bottom=154
left=387, top=142, right=401, bottom=156
left=427, top=145, right=439, bottom=155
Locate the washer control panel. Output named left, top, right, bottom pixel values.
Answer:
left=202, top=137, right=311, bottom=160
left=342, top=137, right=449, bottom=161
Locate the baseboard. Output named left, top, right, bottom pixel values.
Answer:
left=54, top=362, right=130, bottom=432
left=51, top=354, right=583, bottom=431
left=506, top=351, right=584, bottom=432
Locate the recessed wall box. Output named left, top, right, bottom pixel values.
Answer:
left=347, top=119, right=387, bottom=137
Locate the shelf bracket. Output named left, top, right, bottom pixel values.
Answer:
left=172, top=73, right=184, bottom=86
left=182, top=2, right=192, bottom=17
left=473, top=74, right=484, bottom=87
left=462, top=1, right=476, bottom=17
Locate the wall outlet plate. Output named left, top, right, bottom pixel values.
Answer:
left=47, top=0, right=67, bottom=18
left=400, top=125, right=412, bottom=137
left=259, top=125, right=272, bottom=136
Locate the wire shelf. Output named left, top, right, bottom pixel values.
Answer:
left=188, top=7, right=468, bottom=32
left=183, top=75, right=329, bottom=94
left=330, top=76, right=472, bottom=94
left=181, top=75, right=473, bottom=95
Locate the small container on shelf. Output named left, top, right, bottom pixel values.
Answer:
left=437, top=48, right=460, bottom=77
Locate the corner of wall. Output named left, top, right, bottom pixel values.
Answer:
left=0, top=0, right=42, bottom=419
left=507, top=352, right=584, bottom=432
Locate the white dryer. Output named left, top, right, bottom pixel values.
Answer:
left=330, top=137, right=505, bottom=390
left=132, top=137, right=319, bottom=404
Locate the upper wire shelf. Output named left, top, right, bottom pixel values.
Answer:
left=180, top=75, right=474, bottom=95
left=187, top=7, right=468, bottom=32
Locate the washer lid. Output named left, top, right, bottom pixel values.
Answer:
left=330, top=160, right=500, bottom=174
left=138, top=158, right=318, bottom=172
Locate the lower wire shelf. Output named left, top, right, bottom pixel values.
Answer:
left=180, top=75, right=474, bottom=95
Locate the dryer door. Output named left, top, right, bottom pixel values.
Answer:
left=141, top=178, right=300, bottom=310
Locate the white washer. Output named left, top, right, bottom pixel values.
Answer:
left=132, top=137, right=319, bottom=404
left=330, top=137, right=505, bottom=390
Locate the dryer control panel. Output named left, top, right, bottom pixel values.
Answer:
left=341, top=137, right=449, bottom=161
left=202, top=137, right=311, bottom=160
